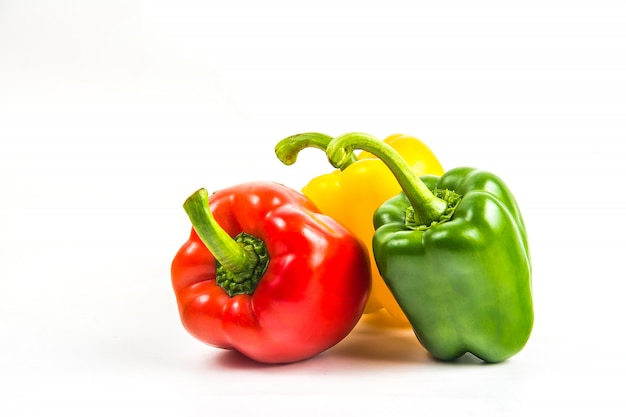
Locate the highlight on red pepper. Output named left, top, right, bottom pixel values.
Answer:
left=170, top=181, right=371, bottom=364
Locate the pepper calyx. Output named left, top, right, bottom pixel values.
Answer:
left=216, top=232, right=270, bottom=296
left=405, top=188, right=462, bottom=231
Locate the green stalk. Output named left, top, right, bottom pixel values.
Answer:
left=275, top=132, right=358, bottom=170
left=183, top=188, right=269, bottom=296
left=326, top=132, right=448, bottom=227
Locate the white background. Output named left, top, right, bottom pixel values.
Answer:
left=1, top=0, right=624, bottom=415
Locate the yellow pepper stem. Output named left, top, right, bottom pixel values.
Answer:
left=275, top=132, right=358, bottom=169
left=326, top=132, right=448, bottom=227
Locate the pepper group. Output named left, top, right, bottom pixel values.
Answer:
left=170, top=132, right=534, bottom=364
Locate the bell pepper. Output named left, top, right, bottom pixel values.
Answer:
left=324, top=133, right=534, bottom=363
left=171, top=181, right=371, bottom=364
left=275, top=132, right=444, bottom=325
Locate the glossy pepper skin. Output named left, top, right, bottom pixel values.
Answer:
left=275, top=133, right=444, bottom=325
left=171, top=181, right=371, bottom=364
left=325, top=133, right=533, bottom=363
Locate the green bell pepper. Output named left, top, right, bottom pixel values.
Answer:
left=325, top=132, right=534, bottom=363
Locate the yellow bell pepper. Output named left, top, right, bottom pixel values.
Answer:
left=275, top=132, right=444, bottom=326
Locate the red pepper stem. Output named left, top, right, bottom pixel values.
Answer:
left=326, top=132, right=448, bottom=226
left=275, top=132, right=358, bottom=170
left=183, top=188, right=250, bottom=273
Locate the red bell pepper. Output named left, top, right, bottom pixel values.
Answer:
left=171, top=181, right=371, bottom=363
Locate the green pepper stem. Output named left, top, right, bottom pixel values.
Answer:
left=183, top=188, right=250, bottom=273
left=275, top=132, right=358, bottom=170
left=326, top=132, right=448, bottom=226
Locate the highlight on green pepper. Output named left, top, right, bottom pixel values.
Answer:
left=323, top=132, right=534, bottom=363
